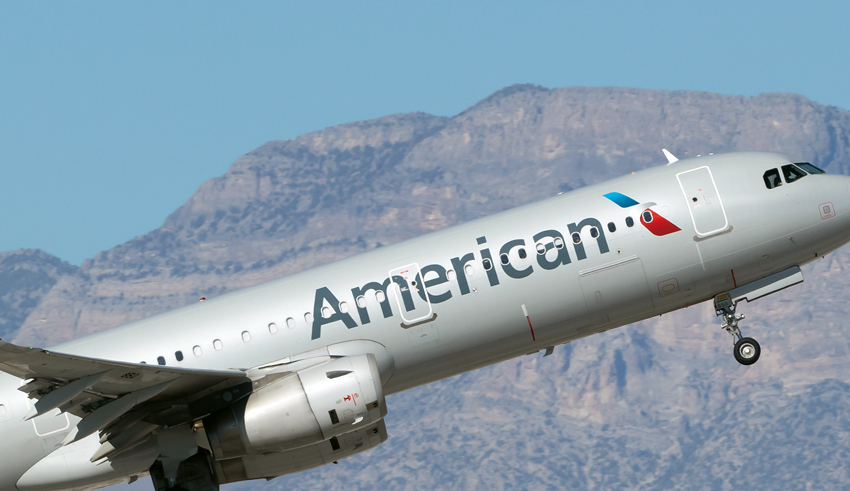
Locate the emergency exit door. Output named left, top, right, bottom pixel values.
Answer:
left=677, top=166, right=730, bottom=238
left=388, top=263, right=433, bottom=326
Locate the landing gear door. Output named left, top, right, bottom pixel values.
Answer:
left=388, top=263, right=433, bottom=326
left=677, top=166, right=730, bottom=238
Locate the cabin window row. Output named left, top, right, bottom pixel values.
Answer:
left=151, top=282, right=453, bottom=364
left=149, top=318, right=300, bottom=365
left=148, top=206, right=661, bottom=365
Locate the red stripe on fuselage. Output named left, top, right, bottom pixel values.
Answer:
left=640, top=209, right=681, bottom=236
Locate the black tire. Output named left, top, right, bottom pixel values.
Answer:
left=734, top=337, right=761, bottom=365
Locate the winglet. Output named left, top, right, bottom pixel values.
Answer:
left=662, top=149, right=678, bottom=165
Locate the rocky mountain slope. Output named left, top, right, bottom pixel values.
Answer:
left=6, top=84, right=850, bottom=489
left=0, top=249, right=76, bottom=339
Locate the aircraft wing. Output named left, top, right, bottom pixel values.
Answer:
left=0, top=339, right=251, bottom=452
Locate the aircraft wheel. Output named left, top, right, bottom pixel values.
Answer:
left=734, top=337, right=761, bottom=365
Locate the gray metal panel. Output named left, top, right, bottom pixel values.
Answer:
left=579, top=256, right=654, bottom=325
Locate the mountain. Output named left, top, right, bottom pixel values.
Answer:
left=0, top=249, right=76, bottom=339
left=8, top=84, right=850, bottom=489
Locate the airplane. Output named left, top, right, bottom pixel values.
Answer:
left=0, top=151, right=846, bottom=491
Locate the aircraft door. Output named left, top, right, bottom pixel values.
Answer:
left=579, top=256, right=654, bottom=326
left=388, top=263, right=434, bottom=326
left=677, top=166, right=730, bottom=238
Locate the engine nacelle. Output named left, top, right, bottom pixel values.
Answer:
left=205, top=354, right=386, bottom=459
left=215, top=419, right=388, bottom=483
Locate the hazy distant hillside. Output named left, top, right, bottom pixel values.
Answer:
left=6, top=84, right=850, bottom=489
left=0, top=249, right=76, bottom=339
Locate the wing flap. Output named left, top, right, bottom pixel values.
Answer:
left=63, top=380, right=176, bottom=445
left=24, top=371, right=109, bottom=420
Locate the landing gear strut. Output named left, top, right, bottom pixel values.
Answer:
left=714, top=292, right=761, bottom=365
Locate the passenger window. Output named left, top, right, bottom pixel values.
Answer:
left=518, top=248, right=527, bottom=259
left=625, top=216, right=634, bottom=227
left=446, top=269, right=457, bottom=280
left=782, top=164, right=806, bottom=183
left=321, top=306, right=332, bottom=318
left=304, top=312, right=315, bottom=323
left=286, top=317, right=296, bottom=329
left=0, top=404, right=6, bottom=417
left=157, top=356, right=166, bottom=366
left=213, top=339, right=223, bottom=351
left=536, top=243, right=546, bottom=254
left=642, top=211, right=653, bottom=223
left=193, top=345, right=202, bottom=357
left=242, top=331, right=251, bottom=342
left=268, top=322, right=278, bottom=333
left=553, top=237, right=564, bottom=249
left=763, top=169, right=782, bottom=189
left=607, top=222, right=616, bottom=233
left=571, top=232, right=581, bottom=244
left=339, top=301, right=349, bottom=313
left=499, top=253, right=509, bottom=265
left=464, top=264, right=474, bottom=276
left=175, top=351, right=184, bottom=362
left=797, top=162, right=825, bottom=174
left=590, top=227, right=599, bottom=238
left=482, top=258, right=492, bottom=270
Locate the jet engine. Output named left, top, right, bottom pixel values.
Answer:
left=204, top=353, right=386, bottom=460
left=215, top=419, right=388, bottom=483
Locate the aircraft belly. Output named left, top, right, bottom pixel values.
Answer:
left=16, top=435, right=158, bottom=491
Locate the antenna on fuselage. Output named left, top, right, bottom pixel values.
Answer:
left=662, top=149, right=679, bottom=165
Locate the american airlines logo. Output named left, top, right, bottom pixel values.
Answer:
left=309, top=193, right=679, bottom=340
left=603, top=192, right=681, bottom=236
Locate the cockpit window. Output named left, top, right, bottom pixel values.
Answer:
left=763, top=169, right=782, bottom=189
left=797, top=162, right=825, bottom=174
left=782, top=164, right=807, bottom=183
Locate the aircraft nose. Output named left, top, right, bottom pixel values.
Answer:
left=834, top=176, right=850, bottom=218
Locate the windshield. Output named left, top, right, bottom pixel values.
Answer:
left=797, top=162, right=826, bottom=174
left=782, top=164, right=807, bottom=183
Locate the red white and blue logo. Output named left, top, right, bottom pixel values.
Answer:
left=603, top=192, right=681, bottom=236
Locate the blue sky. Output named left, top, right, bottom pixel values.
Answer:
left=2, top=1, right=849, bottom=265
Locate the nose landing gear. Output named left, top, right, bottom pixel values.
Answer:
left=714, top=292, right=761, bottom=365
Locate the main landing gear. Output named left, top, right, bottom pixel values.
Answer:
left=714, top=292, right=761, bottom=365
